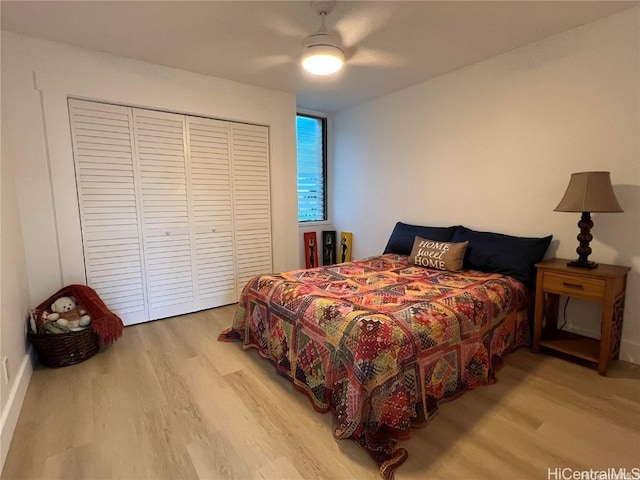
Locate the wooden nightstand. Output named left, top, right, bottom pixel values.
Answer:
left=532, top=258, right=630, bottom=376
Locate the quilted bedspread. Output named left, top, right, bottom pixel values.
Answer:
left=220, top=254, right=531, bottom=478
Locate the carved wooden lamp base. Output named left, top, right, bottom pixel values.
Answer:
left=568, top=212, right=597, bottom=269
left=568, top=259, right=597, bottom=269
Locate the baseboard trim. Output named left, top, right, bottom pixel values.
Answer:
left=619, top=338, right=640, bottom=365
left=0, top=347, right=34, bottom=473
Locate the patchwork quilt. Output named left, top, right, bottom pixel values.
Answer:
left=220, top=254, right=531, bottom=478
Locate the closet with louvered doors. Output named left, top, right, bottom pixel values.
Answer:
left=132, top=108, right=197, bottom=320
left=69, top=100, right=149, bottom=324
left=187, top=116, right=237, bottom=306
left=231, top=122, right=272, bottom=296
left=69, top=98, right=272, bottom=325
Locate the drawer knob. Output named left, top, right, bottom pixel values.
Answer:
left=562, top=282, right=584, bottom=289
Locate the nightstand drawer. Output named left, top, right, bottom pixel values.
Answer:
left=543, top=271, right=605, bottom=298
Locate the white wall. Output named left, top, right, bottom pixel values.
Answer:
left=0, top=30, right=300, bottom=467
left=332, top=8, right=640, bottom=362
left=0, top=118, right=34, bottom=469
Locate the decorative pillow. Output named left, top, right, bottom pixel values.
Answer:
left=409, top=237, right=469, bottom=272
left=451, top=226, right=552, bottom=287
left=383, top=222, right=457, bottom=256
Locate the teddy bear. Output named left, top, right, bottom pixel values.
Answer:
left=46, top=296, right=91, bottom=331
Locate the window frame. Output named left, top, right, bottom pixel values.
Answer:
left=296, top=111, right=329, bottom=224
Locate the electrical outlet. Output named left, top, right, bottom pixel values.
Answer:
left=2, top=357, right=9, bottom=385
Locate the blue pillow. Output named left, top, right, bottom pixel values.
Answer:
left=451, top=226, right=552, bottom=287
left=383, top=222, right=457, bottom=256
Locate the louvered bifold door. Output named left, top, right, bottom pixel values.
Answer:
left=187, top=117, right=237, bottom=307
left=231, top=123, right=273, bottom=295
left=132, top=109, right=196, bottom=320
left=68, top=99, right=148, bottom=324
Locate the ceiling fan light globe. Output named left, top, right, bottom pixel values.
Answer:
left=301, top=44, right=344, bottom=75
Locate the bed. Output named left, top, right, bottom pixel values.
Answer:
left=219, top=223, right=551, bottom=479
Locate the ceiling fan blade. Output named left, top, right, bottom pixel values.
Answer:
left=333, top=2, right=400, bottom=47
left=347, top=47, right=404, bottom=68
left=248, top=54, right=296, bottom=72
left=258, top=9, right=309, bottom=40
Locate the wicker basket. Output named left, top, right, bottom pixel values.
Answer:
left=28, top=287, right=104, bottom=368
left=28, top=327, right=100, bottom=368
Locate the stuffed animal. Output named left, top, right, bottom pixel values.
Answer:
left=45, top=296, right=91, bottom=331
left=52, top=296, right=76, bottom=314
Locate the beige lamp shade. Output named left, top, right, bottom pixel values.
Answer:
left=554, top=171, right=623, bottom=213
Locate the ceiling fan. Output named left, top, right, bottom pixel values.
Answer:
left=300, top=1, right=345, bottom=75
left=249, top=1, right=400, bottom=77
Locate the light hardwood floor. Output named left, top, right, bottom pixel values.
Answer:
left=2, top=304, right=639, bottom=480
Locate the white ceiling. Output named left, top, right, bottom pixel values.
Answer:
left=2, top=1, right=637, bottom=113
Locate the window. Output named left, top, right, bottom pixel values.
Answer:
left=296, top=114, right=327, bottom=222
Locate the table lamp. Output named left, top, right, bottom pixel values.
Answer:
left=554, top=171, right=623, bottom=268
